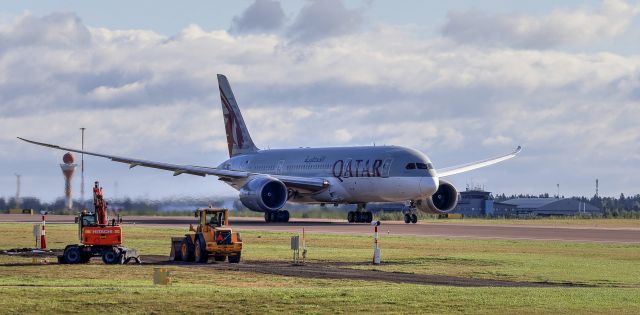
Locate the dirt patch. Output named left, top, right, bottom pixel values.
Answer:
left=0, top=252, right=597, bottom=288
left=1, top=248, right=63, bottom=257
left=140, top=255, right=590, bottom=288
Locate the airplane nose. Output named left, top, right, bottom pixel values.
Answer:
left=419, top=176, right=438, bottom=197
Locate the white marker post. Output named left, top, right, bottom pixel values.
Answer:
left=372, top=220, right=381, bottom=265
left=40, top=212, right=47, bottom=250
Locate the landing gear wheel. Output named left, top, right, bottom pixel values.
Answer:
left=63, top=245, right=82, bottom=264
left=265, top=211, right=290, bottom=223
left=278, top=210, right=290, bottom=223
left=411, top=213, right=418, bottom=224
left=404, top=213, right=411, bottom=224
left=349, top=211, right=373, bottom=223
left=228, top=252, right=241, bottom=264
left=181, top=237, right=195, bottom=262
left=102, top=248, right=121, bottom=265
left=194, top=238, right=208, bottom=263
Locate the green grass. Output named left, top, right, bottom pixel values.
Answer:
left=1, top=223, right=639, bottom=314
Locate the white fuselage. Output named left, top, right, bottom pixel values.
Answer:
left=218, top=145, right=439, bottom=204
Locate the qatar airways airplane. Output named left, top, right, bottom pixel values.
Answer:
left=19, top=74, right=521, bottom=224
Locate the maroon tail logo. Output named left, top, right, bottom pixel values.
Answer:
left=220, top=88, right=245, bottom=155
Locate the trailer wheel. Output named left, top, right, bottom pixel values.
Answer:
left=194, top=239, right=208, bottom=263
left=102, top=248, right=121, bottom=264
left=63, top=246, right=82, bottom=264
left=181, top=237, right=195, bottom=262
left=228, top=253, right=241, bottom=264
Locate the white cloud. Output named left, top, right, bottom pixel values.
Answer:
left=482, top=135, right=513, bottom=147
left=442, top=0, right=640, bottom=49
left=286, top=0, right=366, bottom=43
left=229, top=0, right=286, bottom=35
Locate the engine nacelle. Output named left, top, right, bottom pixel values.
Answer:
left=417, top=179, right=459, bottom=214
left=239, top=176, right=288, bottom=212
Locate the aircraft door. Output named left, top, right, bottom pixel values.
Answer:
left=275, top=160, right=285, bottom=175
left=381, top=158, right=393, bottom=178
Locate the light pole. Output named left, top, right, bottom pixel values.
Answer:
left=14, top=173, right=21, bottom=210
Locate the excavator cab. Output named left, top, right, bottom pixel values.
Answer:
left=77, top=212, right=97, bottom=240
left=81, top=213, right=97, bottom=227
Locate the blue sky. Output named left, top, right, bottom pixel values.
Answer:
left=1, top=0, right=639, bottom=202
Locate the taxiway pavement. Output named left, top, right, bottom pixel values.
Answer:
left=1, top=214, right=638, bottom=243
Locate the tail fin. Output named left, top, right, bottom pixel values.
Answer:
left=217, top=74, right=259, bottom=157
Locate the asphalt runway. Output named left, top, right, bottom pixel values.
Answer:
left=2, top=214, right=638, bottom=243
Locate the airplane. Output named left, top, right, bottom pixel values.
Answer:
left=19, top=74, right=521, bottom=224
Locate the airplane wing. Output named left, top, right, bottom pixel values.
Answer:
left=436, top=146, right=522, bottom=177
left=17, top=137, right=329, bottom=191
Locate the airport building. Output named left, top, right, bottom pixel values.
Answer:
left=452, top=188, right=516, bottom=217
left=453, top=188, right=602, bottom=217
left=495, top=198, right=602, bottom=217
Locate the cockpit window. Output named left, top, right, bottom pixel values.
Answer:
left=416, top=163, right=428, bottom=169
left=405, top=163, right=416, bottom=170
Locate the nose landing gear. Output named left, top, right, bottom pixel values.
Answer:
left=404, top=201, right=418, bottom=224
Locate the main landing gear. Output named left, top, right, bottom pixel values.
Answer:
left=347, top=204, right=373, bottom=223
left=265, top=210, right=290, bottom=223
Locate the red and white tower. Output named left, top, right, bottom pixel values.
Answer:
left=60, top=152, right=77, bottom=210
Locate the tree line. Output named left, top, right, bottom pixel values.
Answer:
left=1, top=193, right=639, bottom=217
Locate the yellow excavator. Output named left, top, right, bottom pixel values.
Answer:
left=172, top=206, right=242, bottom=263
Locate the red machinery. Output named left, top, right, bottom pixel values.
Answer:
left=59, top=181, right=140, bottom=264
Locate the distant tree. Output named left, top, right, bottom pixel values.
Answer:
left=7, top=197, right=16, bottom=209
left=21, top=197, right=42, bottom=210
left=0, top=197, right=6, bottom=211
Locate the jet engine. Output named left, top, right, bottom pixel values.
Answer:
left=417, top=179, right=459, bottom=214
left=239, top=175, right=288, bottom=212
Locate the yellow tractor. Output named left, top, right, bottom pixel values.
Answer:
left=172, top=207, right=243, bottom=263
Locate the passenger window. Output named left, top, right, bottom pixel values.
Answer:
left=405, top=163, right=416, bottom=170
